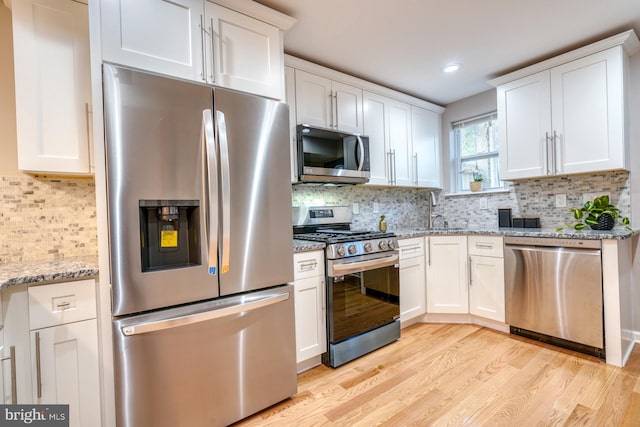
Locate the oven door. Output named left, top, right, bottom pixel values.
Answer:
left=326, top=252, right=400, bottom=343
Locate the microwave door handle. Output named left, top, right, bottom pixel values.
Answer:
left=202, top=110, right=219, bottom=275
left=356, top=135, right=364, bottom=171
left=216, top=110, right=231, bottom=274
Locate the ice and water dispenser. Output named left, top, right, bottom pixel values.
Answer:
left=139, top=200, right=201, bottom=272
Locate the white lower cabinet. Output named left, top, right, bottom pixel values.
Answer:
left=468, top=236, right=505, bottom=323
left=426, top=236, right=468, bottom=314
left=292, top=251, right=326, bottom=365
left=398, top=238, right=426, bottom=324
left=30, top=320, right=101, bottom=427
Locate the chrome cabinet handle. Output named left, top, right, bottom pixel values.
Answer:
left=333, top=92, right=338, bottom=129
left=545, top=132, right=552, bottom=175
left=208, top=18, right=216, bottom=83
left=202, top=110, right=218, bottom=276
left=35, top=332, right=42, bottom=399
left=468, top=256, right=473, bottom=286
left=413, top=153, right=418, bottom=186
left=392, top=150, right=397, bottom=185
left=199, top=15, right=206, bottom=82
left=427, top=237, right=431, bottom=266
left=328, top=91, right=334, bottom=128
left=387, top=151, right=393, bottom=185
left=475, top=243, right=494, bottom=249
left=552, top=130, right=559, bottom=174
left=216, top=110, right=232, bottom=274
left=0, top=346, right=17, bottom=404
left=121, top=292, right=290, bottom=336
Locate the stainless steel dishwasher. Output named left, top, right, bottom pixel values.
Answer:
left=504, top=236, right=604, bottom=358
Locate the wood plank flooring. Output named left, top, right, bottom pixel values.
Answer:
left=235, top=323, right=640, bottom=426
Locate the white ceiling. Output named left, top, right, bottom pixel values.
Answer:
left=254, top=0, right=640, bottom=106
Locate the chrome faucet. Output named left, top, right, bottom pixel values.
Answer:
left=429, top=213, right=444, bottom=229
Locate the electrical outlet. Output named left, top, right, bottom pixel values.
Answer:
left=352, top=203, right=359, bottom=214
left=373, top=202, right=379, bottom=213
left=555, top=194, right=566, bottom=208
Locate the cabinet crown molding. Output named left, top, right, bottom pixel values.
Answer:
left=209, top=0, right=296, bottom=30
left=489, top=29, right=640, bottom=87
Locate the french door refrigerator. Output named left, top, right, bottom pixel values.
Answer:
left=102, top=64, right=296, bottom=427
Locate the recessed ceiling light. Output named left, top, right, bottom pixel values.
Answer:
left=443, top=64, right=460, bottom=73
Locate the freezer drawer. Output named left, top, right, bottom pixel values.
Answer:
left=112, top=285, right=297, bottom=427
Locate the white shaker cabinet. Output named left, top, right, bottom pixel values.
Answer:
left=398, top=238, right=426, bottom=324
left=294, top=70, right=364, bottom=134
left=362, top=91, right=412, bottom=186
left=101, top=0, right=291, bottom=99
left=494, top=32, right=639, bottom=180
left=468, top=236, right=505, bottom=323
left=411, top=106, right=441, bottom=188
left=426, top=236, right=468, bottom=314
left=10, top=0, right=92, bottom=174
left=292, top=251, right=326, bottom=366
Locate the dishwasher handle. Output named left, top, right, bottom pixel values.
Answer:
left=121, top=292, right=290, bottom=336
left=505, top=244, right=601, bottom=256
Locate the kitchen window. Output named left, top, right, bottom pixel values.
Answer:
left=453, top=113, right=501, bottom=192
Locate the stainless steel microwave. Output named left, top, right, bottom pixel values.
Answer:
left=296, top=124, right=370, bottom=184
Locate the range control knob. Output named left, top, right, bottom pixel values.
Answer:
left=378, top=241, right=388, bottom=250
left=364, top=242, right=372, bottom=253
left=336, top=245, right=346, bottom=257
left=348, top=244, right=357, bottom=255
left=387, top=240, right=395, bottom=250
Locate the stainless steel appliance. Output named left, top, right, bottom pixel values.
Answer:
left=504, top=236, right=604, bottom=358
left=296, top=124, right=370, bottom=184
left=102, top=64, right=296, bottom=427
left=293, top=206, right=400, bottom=367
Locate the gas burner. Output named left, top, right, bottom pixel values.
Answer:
left=296, top=230, right=396, bottom=244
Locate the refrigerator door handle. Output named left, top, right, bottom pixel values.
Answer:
left=216, top=110, right=231, bottom=274
left=120, top=292, right=290, bottom=336
left=202, top=109, right=219, bottom=275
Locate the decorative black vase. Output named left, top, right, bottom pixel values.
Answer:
left=590, top=213, right=615, bottom=230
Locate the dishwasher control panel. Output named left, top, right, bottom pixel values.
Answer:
left=503, top=236, right=601, bottom=249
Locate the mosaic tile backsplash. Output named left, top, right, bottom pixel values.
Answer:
left=292, top=171, right=632, bottom=231
left=0, top=175, right=98, bottom=264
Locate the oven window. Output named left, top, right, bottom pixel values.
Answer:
left=329, top=265, right=399, bottom=343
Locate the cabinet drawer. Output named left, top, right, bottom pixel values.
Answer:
left=468, top=236, right=504, bottom=258
left=293, top=251, right=324, bottom=280
left=398, top=237, right=425, bottom=259
left=28, top=279, right=96, bottom=330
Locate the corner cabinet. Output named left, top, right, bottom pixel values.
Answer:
left=292, top=251, right=326, bottom=368
left=100, top=0, right=294, bottom=100
left=468, top=236, right=505, bottom=323
left=10, top=0, right=93, bottom=174
left=426, top=236, right=468, bottom=314
left=398, top=238, right=426, bottom=324
left=493, top=31, right=640, bottom=180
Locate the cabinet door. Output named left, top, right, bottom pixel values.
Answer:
left=469, top=255, right=505, bottom=322
left=426, top=236, right=468, bottom=313
left=285, top=66, right=298, bottom=183
left=400, top=255, right=426, bottom=323
left=550, top=47, right=625, bottom=174
left=411, top=106, right=441, bottom=188
left=31, top=320, right=101, bottom=427
left=293, top=276, right=326, bottom=363
left=12, top=0, right=91, bottom=174
left=496, top=71, right=551, bottom=179
left=332, top=81, right=363, bottom=134
left=101, top=0, right=204, bottom=83
left=387, top=100, right=413, bottom=186
left=294, top=70, right=332, bottom=129
left=363, top=91, right=390, bottom=185
left=206, top=2, right=283, bottom=99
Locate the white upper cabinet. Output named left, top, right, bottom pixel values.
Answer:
left=363, top=91, right=390, bottom=185
left=294, top=69, right=364, bottom=133
left=411, top=106, right=441, bottom=188
left=492, top=31, right=639, bottom=180
left=101, top=0, right=293, bottom=99
left=101, top=0, right=204, bottom=83
left=205, top=2, right=283, bottom=99
left=11, top=0, right=92, bottom=174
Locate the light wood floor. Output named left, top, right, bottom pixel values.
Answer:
left=235, top=323, right=640, bottom=426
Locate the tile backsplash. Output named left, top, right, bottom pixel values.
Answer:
left=0, top=175, right=98, bottom=264
left=292, top=171, right=632, bottom=231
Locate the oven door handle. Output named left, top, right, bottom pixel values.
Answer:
left=330, top=253, right=399, bottom=276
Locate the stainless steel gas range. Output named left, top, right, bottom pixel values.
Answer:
left=293, top=206, right=400, bottom=368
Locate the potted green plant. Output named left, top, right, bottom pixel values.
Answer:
left=558, top=195, right=631, bottom=231
left=469, top=171, right=484, bottom=192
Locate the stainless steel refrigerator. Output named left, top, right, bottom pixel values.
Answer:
left=102, top=64, right=296, bottom=427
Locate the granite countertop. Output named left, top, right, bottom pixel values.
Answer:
left=393, top=227, right=637, bottom=240
left=293, top=239, right=325, bottom=253
left=0, top=257, right=99, bottom=291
